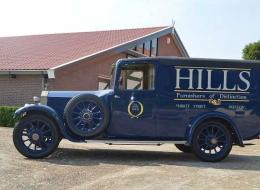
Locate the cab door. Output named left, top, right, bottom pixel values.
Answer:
left=108, top=62, right=157, bottom=139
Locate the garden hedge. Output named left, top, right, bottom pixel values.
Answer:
left=0, top=106, right=20, bottom=127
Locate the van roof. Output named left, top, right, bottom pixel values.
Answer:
left=120, top=56, right=260, bottom=64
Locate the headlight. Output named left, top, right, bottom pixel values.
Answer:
left=40, top=91, right=49, bottom=105
left=33, top=96, right=40, bottom=104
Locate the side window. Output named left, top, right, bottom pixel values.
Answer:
left=119, top=64, right=155, bottom=90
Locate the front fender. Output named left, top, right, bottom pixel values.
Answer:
left=14, top=104, right=82, bottom=142
left=14, top=104, right=59, bottom=120
left=186, top=111, right=244, bottom=147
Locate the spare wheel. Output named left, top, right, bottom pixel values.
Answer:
left=64, top=94, right=109, bottom=137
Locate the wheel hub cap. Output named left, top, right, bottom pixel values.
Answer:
left=82, top=111, right=93, bottom=122
left=210, top=138, right=218, bottom=145
left=32, top=133, right=40, bottom=141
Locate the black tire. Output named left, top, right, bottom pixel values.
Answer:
left=191, top=120, right=232, bottom=162
left=64, top=94, right=109, bottom=138
left=175, top=144, right=192, bottom=153
left=13, top=114, right=60, bottom=159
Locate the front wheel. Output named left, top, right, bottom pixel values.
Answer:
left=191, top=120, right=232, bottom=162
left=13, top=114, right=60, bottom=159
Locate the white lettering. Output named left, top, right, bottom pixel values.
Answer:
left=197, top=69, right=203, bottom=90
left=238, top=71, right=250, bottom=91
left=175, top=68, right=250, bottom=92
left=176, top=68, right=194, bottom=89
left=222, top=70, right=236, bottom=91
left=206, top=70, right=222, bottom=90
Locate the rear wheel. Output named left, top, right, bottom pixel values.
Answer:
left=175, top=144, right=192, bottom=153
left=191, top=120, right=232, bottom=162
left=13, top=114, right=60, bottom=159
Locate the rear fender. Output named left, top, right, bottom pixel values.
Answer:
left=186, top=111, right=244, bottom=147
left=14, top=104, right=83, bottom=142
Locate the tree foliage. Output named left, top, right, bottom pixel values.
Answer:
left=243, top=41, right=260, bottom=60
left=0, top=106, right=19, bottom=127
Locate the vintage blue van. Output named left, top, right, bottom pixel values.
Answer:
left=13, top=57, right=260, bottom=162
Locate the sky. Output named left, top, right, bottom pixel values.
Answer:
left=0, top=0, right=259, bottom=59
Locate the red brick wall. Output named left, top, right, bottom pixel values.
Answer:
left=158, top=34, right=183, bottom=56
left=47, top=52, right=126, bottom=90
left=0, top=75, right=43, bottom=106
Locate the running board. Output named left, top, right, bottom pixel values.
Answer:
left=84, top=140, right=187, bottom=145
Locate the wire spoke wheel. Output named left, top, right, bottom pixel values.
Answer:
left=197, top=125, right=227, bottom=155
left=71, top=101, right=104, bottom=132
left=64, top=94, right=109, bottom=138
left=20, top=120, right=54, bottom=152
left=192, top=120, right=232, bottom=162
left=13, top=115, right=60, bottom=159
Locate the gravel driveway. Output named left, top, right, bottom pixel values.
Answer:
left=0, top=127, right=260, bottom=190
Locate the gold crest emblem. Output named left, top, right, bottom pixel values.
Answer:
left=127, top=101, right=144, bottom=118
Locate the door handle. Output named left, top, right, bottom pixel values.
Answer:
left=114, top=95, right=120, bottom=99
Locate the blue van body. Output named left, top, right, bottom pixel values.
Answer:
left=15, top=57, right=260, bottom=146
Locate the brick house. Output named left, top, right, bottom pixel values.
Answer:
left=0, top=26, right=188, bottom=106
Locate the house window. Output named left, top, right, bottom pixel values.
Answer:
left=131, top=38, right=158, bottom=57
left=119, top=64, right=155, bottom=90
left=144, top=41, right=151, bottom=56
left=98, top=75, right=110, bottom=90
left=151, top=38, right=158, bottom=56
